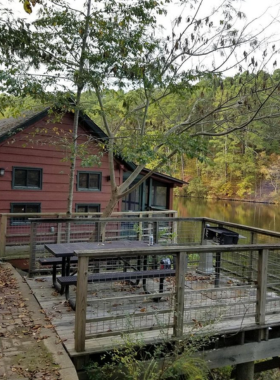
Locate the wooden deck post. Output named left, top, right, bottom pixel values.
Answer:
left=57, top=218, right=62, bottom=244
left=75, top=256, right=89, bottom=352
left=0, top=215, right=7, bottom=258
left=138, top=214, right=143, bottom=241
left=200, top=219, right=206, bottom=245
left=256, top=249, right=268, bottom=325
left=235, top=361, right=254, bottom=380
left=248, top=232, right=256, bottom=282
left=173, top=251, right=186, bottom=338
left=154, top=221, right=159, bottom=244
left=28, top=221, right=37, bottom=277
left=172, top=211, right=178, bottom=244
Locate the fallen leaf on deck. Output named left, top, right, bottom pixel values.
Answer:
left=37, top=335, right=50, bottom=342
left=32, top=325, right=42, bottom=330
left=56, top=338, right=67, bottom=344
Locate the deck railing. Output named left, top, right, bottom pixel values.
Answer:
left=0, top=210, right=178, bottom=258
left=74, top=244, right=280, bottom=352
left=27, top=214, right=180, bottom=275
left=13, top=214, right=280, bottom=354
left=26, top=215, right=280, bottom=276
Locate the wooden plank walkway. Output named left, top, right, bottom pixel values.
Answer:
left=26, top=274, right=280, bottom=359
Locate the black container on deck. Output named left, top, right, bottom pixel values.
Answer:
left=204, top=226, right=239, bottom=245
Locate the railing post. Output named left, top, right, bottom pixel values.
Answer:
left=200, top=219, right=206, bottom=245
left=248, top=232, right=256, bottom=282
left=154, top=221, right=159, bottom=244
left=197, top=219, right=214, bottom=275
left=75, top=255, right=89, bottom=352
left=0, top=215, right=7, bottom=258
left=172, top=211, right=178, bottom=244
left=28, top=221, right=37, bottom=277
left=250, top=232, right=256, bottom=244
left=256, top=249, right=268, bottom=325
left=138, top=214, right=143, bottom=241
left=57, top=216, right=62, bottom=243
left=173, top=251, right=186, bottom=338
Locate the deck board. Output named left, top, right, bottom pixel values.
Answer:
left=26, top=274, right=280, bottom=358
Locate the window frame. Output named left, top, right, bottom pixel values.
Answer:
left=77, top=171, right=102, bottom=192
left=12, top=167, right=43, bottom=190
left=75, top=203, right=101, bottom=213
left=10, top=202, right=41, bottom=225
left=151, top=180, right=169, bottom=209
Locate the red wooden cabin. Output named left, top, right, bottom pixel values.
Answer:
left=0, top=109, right=184, bottom=218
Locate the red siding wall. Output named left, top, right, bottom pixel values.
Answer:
left=0, top=113, right=122, bottom=213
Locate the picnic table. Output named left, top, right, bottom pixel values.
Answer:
left=43, top=240, right=176, bottom=306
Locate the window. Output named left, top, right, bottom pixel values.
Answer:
left=77, top=172, right=101, bottom=191
left=11, top=203, right=41, bottom=225
left=151, top=180, right=168, bottom=209
left=76, top=204, right=100, bottom=213
left=122, top=184, right=142, bottom=211
left=12, top=167, right=42, bottom=189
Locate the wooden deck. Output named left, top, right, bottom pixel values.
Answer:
left=26, top=270, right=280, bottom=360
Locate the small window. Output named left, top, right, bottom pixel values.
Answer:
left=13, top=167, right=42, bottom=189
left=151, top=180, right=168, bottom=209
left=76, top=204, right=100, bottom=213
left=11, top=203, right=41, bottom=225
left=77, top=172, right=101, bottom=191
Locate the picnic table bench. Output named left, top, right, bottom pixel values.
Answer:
left=57, top=268, right=176, bottom=308
left=39, top=256, right=78, bottom=292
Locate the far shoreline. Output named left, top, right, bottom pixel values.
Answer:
left=175, top=195, right=276, bottom=205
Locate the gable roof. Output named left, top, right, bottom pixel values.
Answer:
left=0, top=108, right=49, bottom=142
left=0, top=109, right=186, bottom=186
left=0, top=108, right=108, bottom=143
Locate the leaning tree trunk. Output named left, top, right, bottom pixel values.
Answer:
left=89, top=191, right=119, bottom=242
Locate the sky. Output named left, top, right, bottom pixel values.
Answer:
left=2, top=0, right=280, bottom=80
left=6, top=0, right=280, bottom=26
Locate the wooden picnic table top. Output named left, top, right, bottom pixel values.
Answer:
left=44, top=241, right=155, bottom=258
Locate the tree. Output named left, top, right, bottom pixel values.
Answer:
left=0, top=0, right=280, bottom=220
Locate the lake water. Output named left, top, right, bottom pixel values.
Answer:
left=173, top=197, right=280, bottom=232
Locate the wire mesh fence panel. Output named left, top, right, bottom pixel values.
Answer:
left=29, top=219, right=101, bottom=275
left=75, top=247, right=280, bottom=341
left=1, top=211, right=179, bottom=258
left=176, top=220, right=202, bottom=245
left=84, top=256, right=176, bottom=338
left=27, top=216, right=182, bottom=275
left=201, top=222, right=280, bottom=281
left=265, top=249, right=280, bottom=317
left=183, top=249, right=258, bottom=328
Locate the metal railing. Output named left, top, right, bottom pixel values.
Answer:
left=0, top=210, right=178, bottom=258
left=73, top=244, right=280, bottom=352
left=20, top=215, right=280, bottom=353
left=21, top=215, right=280, bottom=277
left=27, top=215, right=179, bottom=276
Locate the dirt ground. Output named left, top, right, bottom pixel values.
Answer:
left=0, top=264, right=62, bottom=379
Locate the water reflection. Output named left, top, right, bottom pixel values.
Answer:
left=174, top=197, right=280, bottom=232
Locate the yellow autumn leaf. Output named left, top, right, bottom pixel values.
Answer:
left=24, top=0, right=32, bottom=14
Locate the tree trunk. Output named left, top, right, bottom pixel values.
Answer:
left=65, top=0, right=92, bottom=242
left=89, top=190, right=119, bottom=242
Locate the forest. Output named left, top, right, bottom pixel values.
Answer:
left=80, top=70, right=280, bottom=203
